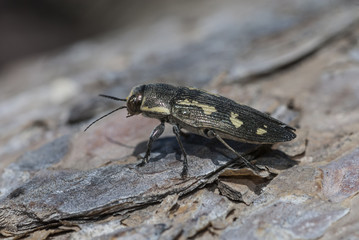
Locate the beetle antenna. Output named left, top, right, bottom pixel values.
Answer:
left=99, top=94, right=126, bottom=101
left=84, top=106, right=127, bottom=132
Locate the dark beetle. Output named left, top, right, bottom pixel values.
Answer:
left=85, top=83, right=296, bottom=177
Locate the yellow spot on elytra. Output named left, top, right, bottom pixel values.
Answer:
left=178, top=99, right=216, bottom=115
left=230, top=112, right=243, bottom=128
left=256, top=128, right=267, bottom=135
left=178, top=99, right=191, bottom=104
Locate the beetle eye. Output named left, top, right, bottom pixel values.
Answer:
left=127, top=94, right=142, bottom=115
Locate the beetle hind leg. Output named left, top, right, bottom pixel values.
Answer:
left=173, top=125, right=189, bottom=178
left=138, top=121, right=165, bottom=167
left=207, top=129, right=260, bottom=172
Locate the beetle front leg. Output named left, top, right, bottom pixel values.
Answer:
left=207, top=129, right=260, bottom=172
left=138, top=121, right=165, bottom=167
left=173, top=125, right=189, bottom=178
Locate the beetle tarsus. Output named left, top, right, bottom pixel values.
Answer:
left=137, top=159, right=147, bottom=167
left=181, top=164, right=188, bottom=178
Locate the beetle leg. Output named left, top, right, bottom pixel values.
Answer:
left=173, top=125, right=189, bottom=178
left=138, top=121, right=165, bottom=166
left=207, top=130, right=260, bottom=172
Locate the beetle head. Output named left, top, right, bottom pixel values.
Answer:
left=126, top=85, right=145, bottom=116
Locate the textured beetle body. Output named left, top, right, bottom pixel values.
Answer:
left=135, top=84, right=296, bottom=144
left=88, top=83, right=296, bottom=177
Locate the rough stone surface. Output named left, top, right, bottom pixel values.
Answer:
left=1, top=0, right=359, bottom=239
left=220, top=196, right=349, bottom=240
left=319, top=148, right=359, bottom=203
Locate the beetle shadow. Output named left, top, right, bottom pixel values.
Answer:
left=131, top=134, right=297, bottom=170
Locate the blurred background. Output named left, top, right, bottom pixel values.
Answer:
left=0, top=0, right=189, bottom=68
left=2, top=0, right=355, bottom=69
left=1, top=0, right=356, bottom=97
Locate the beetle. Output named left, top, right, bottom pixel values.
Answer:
left=85, top=83, right=296, bottom=178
